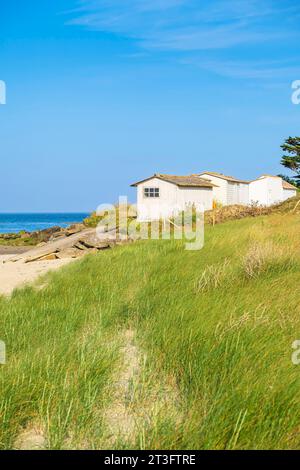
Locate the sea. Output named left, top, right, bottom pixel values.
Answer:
left=0, top=213, right=89, bottom=234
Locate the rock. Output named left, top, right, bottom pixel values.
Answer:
left=25, top=250, right=60, bottom=263
left=1, top=233, right=18, bottom=240
left=97, top=242, right=111, bottom=249
left=34, top=226, right=63, bottom=243
left=49, top=232, right=67, bottom=242
left=20, top=232, right=31, bottom=239
left=78, top=232, right=111, bottom=249
left=74, top=241, right=89, bottom=251
left=35, top=253, right=59, bottom=261
left=96, top=231, right=117, bottom=241
left=64, top=223, right=85, bottom=236
left=56, top=248, right=85, bottom=259
left=7, top=226, right=136, bottom=264
left=95, top=229, right=131, bottom=242
left=7, top=229, right=94, bottom=263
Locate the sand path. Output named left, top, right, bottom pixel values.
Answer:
left=0, top=254, right=74, bottom=296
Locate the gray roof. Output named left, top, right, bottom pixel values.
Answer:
left=197, top=171, right=250, bottom=184
left=282, top=180, right=297, bottom=190
left=131, top=173, right=218, bottom=188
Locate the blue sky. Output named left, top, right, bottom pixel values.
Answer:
left=1, top=0, right=300, bottom=212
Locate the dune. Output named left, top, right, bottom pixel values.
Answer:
left=0, top=254, right=74, bottom=296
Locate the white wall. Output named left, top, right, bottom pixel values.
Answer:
left=227, top=182, right=249, bottom=205
left=177, top=187, right=213, bottom=211
left=249, top=177, right=283, bottom=206
left=249, top=178, right=268, bottom=205
left=200, top=174, right=228, bottom=205
left=136, top=177, right=213, bottom=221
left=137, top=177, right=177, bottom=221
left=226, top=183, right=237, bottom=205
left=136, top=175, right=297, bottom=220
left=238, top=183, right=249, bottom=205
left=282, top=188, right=297, bottom=201
left=201, top=174, right=249, bottom=206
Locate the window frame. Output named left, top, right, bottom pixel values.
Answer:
left=143, top=187, right=160, bottom=198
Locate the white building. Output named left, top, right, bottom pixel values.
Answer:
left=282, top=179, right=299, bottom=200
left=249, top=175, right=297, bottom=206
left=197, top=172, right=250, bottom=206
left=131, top=171, right=297, bottom=221
left=131, top=174, right=216, bottom=221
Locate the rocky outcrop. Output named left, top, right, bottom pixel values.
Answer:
left=5, top=227, right=136, bottom=263
left=0, top=226, right=63, bottom=246
left=48, top=224, right=86, bottom=241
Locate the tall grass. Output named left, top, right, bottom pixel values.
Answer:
left=0, top=212, right=300, bottom=449
left=0, top=253, right=140, bottom=449
left=129, top=214, right=300, bottom=449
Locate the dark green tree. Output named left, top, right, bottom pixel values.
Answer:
left=281, top=136, right=300, bottom=181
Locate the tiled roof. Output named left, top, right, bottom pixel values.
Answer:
left=197, top=171, right=250, bottom=184
left=131, top=174, right=217, bottom=188
left=282, top=180, right=297, bottom=190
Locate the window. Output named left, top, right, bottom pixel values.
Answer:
left=144, top=187, right=160, bottom=198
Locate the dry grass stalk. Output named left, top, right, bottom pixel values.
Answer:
left=196, top=259, right=231, bottom=292
left=243, top=242, right=291, bottom=279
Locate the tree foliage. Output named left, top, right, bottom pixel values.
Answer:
left=281, top=136, right=300, bottom=180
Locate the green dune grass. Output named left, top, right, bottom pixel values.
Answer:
left=0, top=211, right=300, bottom=449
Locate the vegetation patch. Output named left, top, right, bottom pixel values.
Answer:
left=0, top=211, right=299, bottom=449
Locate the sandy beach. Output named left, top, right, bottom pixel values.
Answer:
left=0, top=246, right=31, bottom=255
left=0, top=253, right=74, bottom=296
left=0, top=227, right=106, bottom=296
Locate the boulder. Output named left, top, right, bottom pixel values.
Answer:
left=49, top=232, right=67, bottom=242
left=20, top=232, right=31, bottom=239
left=78, top=232, right=112, bottom=249
left=33, top=226, right=63, bottom=243
left=49, top=230, right=66, bottom=242
left=74, top=241, right=89, bottom=251
left=1, top=233, right=18, bottom=240
left=6, top=225, right=136, bottom=263
left=35, top=253, right=59, bottom=261
left=56, top=248, right=86, bottom=259
left=64, top=223, right=85, bottom=236
left=7, top=228, right=95, bottom=263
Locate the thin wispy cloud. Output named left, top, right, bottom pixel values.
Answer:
left=66, top=0, right=300, bottom=83
left=183, top=58, right=300, bottom=80
left=141, top=24, right=286, bottom=51
left=68, top=0, right=300, bottom=51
